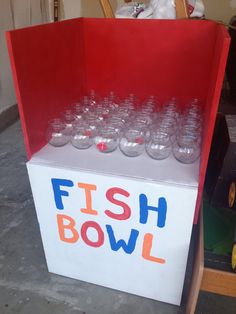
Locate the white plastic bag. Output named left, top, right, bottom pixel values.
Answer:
left=139, top=0, right=176, bottom=19
left=188, top=0, right=205, bottom=18
left=115, top=0, right=205, bottom=19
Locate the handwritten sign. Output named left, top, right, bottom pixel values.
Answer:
left=27, top=162, right=197, bottom=305
left=52, top=178, right=167, bottom=264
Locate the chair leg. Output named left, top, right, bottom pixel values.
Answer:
left=175, top=0, right=189, bottom=19
left=99, top=0, right=115, bottom=18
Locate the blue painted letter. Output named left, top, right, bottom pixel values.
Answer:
left=139, top=194, right=167, bottom=228
left=106, top=225, right=139, bottom=254
left=51, top=178, right=74, bottom=210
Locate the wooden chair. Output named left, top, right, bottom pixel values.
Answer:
left=186, top=208, right=236, bottom=314
left=99, top=0, right=189, bottom=19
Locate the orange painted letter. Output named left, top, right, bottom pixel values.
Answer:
left=57, top=214, right=79, bottom=243
left=142, top=233, right=165, bottom=264
left=78, top=183, right=98, bottom=215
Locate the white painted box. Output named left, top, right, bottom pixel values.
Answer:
left=27, top=143, right=198, bottom=305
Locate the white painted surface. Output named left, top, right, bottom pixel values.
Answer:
left=30, top=143, right=200, bottom=187
left=27, top=159, right=197, bottom=305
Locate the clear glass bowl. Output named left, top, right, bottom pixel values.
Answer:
left=151, top=115, right=177, bottom=142
left=94, top=126, right=119, bottom=153
left=173, top=134, right=200, bottom=164
left=46, top=119, right=70, bottom=147
left=71, top=124, right=93, bottom=149
left=108, top=91, right=120, bottom=110
left=72, top=102, right=84, bottom=121
left=119, top=129, right=145, bottom=157
left=142, top=95, right=160, bottom=113
left=106, top=117, right=125, bottom=135
left=162, top=97, right=179, bottom=119
left=61, top=109, right=76, bottom=136
left=146, top=131, right=172, bottom=160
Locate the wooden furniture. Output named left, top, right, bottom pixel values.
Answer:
left=186, top=211, right=205, bottom=314
left=99, top=0, right=189, bottom=19
left=175, top=0, right=189, bottom=19
left=99, top=0, right=115, bottom=18
left=201, top=268, right=236, bottom=298
left=187, top=210, right=236, bottom=314
left=54, top=0, right=59, bottom=22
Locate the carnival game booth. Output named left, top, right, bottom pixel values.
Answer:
left=6, top=18, right=229, bottom=305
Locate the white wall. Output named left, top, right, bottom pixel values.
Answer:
left=0, top=0, right=15, bottom=114
left=0, top=0, right=47, bottom=115
left=46, top=0, right=120, bottom=20
left=47, top=0, right=82, bottom=21
left=204, top=0, right=236, bottom=24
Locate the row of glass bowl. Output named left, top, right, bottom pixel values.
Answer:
left=46, top=93, right=202, bottom=164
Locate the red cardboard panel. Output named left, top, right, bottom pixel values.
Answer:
left=83, top=19, right=217, bottom=103
left=6, top=18, right=230, bottom=223
left=6, top=19, right=85, bottom=158
left=194, top=25, right=230, bottom=222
